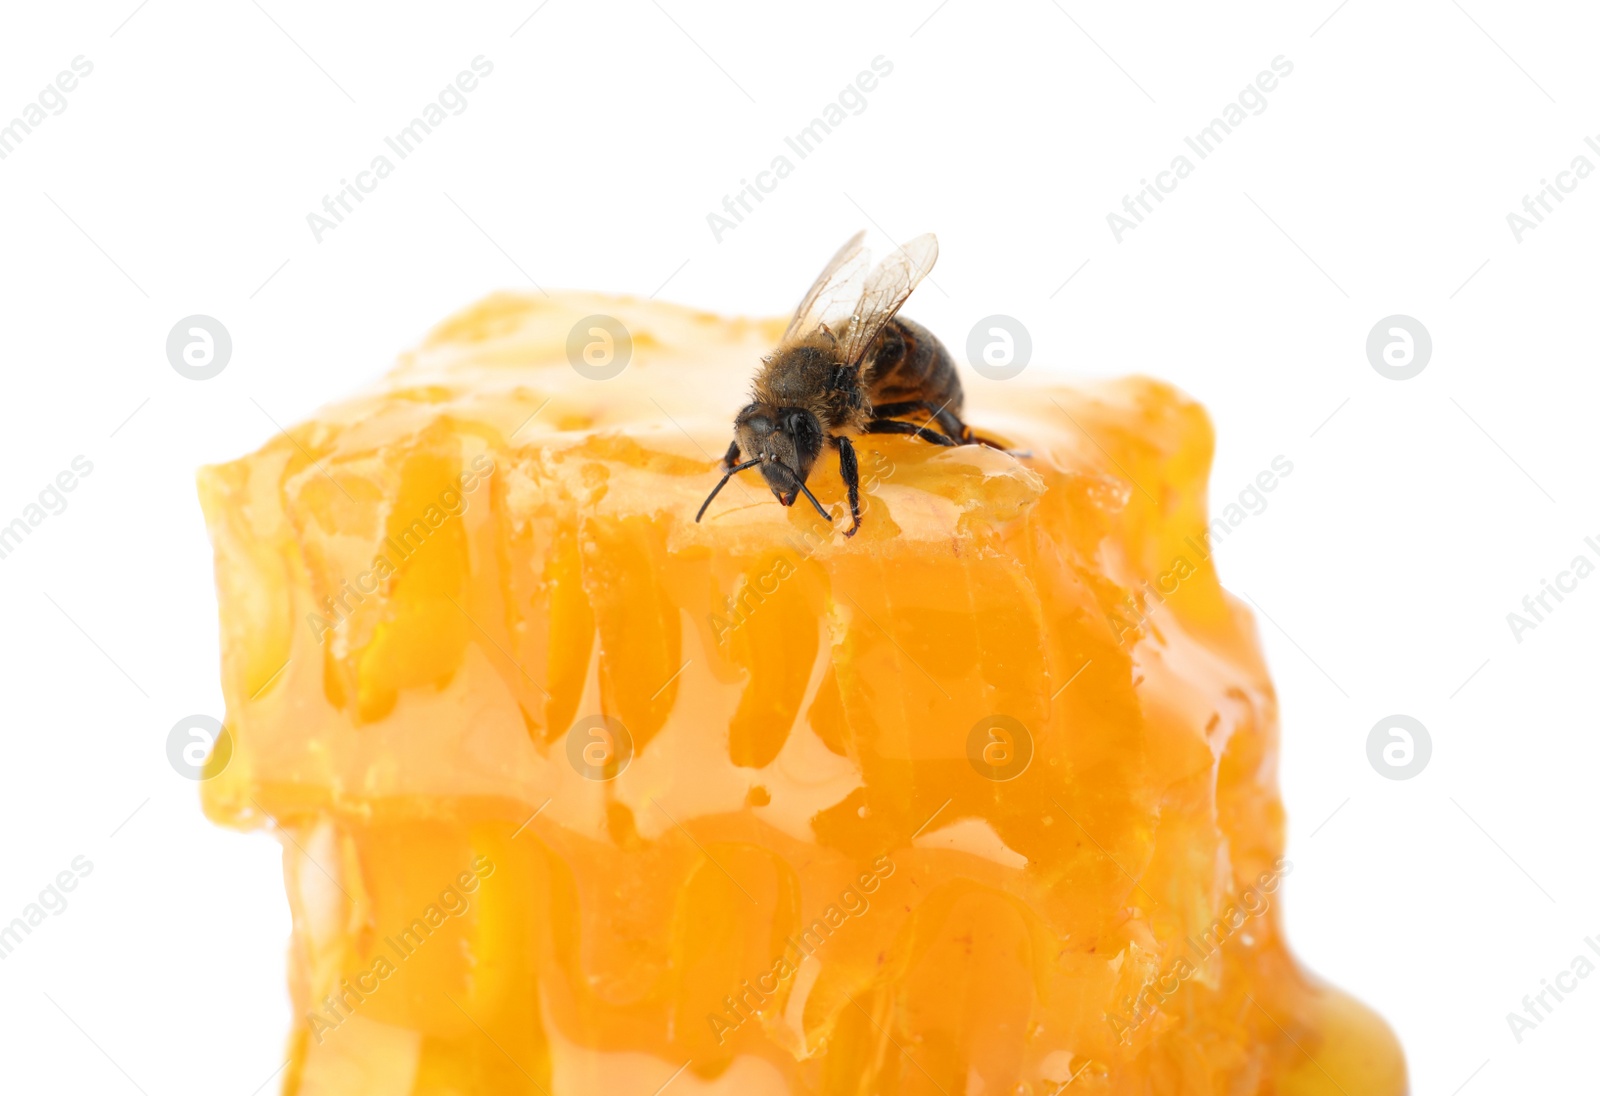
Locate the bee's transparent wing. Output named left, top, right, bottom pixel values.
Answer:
left=781, top=230, right=870, bottom=348
left=836, top=233, right=938, bottom=368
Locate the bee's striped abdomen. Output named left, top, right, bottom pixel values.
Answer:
left=864, top=317, right=964, bottom=413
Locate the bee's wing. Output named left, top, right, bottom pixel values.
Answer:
left=781, top=230, right=870, bottom=347
left=836, top=233, right=938, bottom=369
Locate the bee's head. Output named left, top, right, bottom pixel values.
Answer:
left=734, top=402, right=825, bottom=507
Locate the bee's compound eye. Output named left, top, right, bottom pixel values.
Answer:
left=783, top=411, right=815, bottom=439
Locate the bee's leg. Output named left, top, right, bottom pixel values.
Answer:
left=831, top=435, right=862, bottom=537
left=862, top=419, right=958, bottom=446
left=871, top=400, right=939, bottom=418
left=718, top=438, right=740, bottom=472
left=870, top=405, right=1022, bottom=454
left=871, top=400, right=968, bottom=443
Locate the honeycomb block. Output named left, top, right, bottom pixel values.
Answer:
left=197, top=292, right=1406, bottom=1095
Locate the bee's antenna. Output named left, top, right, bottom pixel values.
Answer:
left=695, top=458, right=761, bottom=523
left=791, top=478, right=832, bottom=523
left=767, top=460, right=833, bottom=523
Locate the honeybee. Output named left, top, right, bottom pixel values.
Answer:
left=696, top=231, right=1002, bottom=536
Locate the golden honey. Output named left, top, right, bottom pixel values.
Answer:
left=198, top=292, right=1407, bottom=1094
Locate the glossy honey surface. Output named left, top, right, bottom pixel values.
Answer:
left=198, top=292, right=1407, bottom=1095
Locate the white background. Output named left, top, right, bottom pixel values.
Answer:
left=0, top=1, right=1593, bottom=1093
